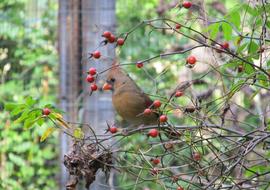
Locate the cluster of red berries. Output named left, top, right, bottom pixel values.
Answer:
left=144, top=100, right=168, bottom=123
left=89, top=31, right=125, bottom=60
left=144, top=100, right=169, bottom=138
left=86, top=67, right=99, bottom=91
left=102, top=31, right=125, bottom=46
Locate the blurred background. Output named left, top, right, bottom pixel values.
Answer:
left=0, top=0, right=258, bottom=190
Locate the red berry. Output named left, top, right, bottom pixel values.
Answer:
left=182, top=1, right=192, bottom=9
left=153, top=100, right=161, bottom=108
left=159, top=115, right=168, bottom=123
left=90, top=84, right=98, bottom=91
left=175, top=91, right=184, bottom=97
left=117, top=38, right=125, bottom=46
left=136, top=62, right=144, bottom=68
left=187, top=55, right=197, bottom=65
left=92, top=50, right=101, bottom=59
left=175, top=23, right=181, bottom=29
left=108, top=34, right=116, bottom=43
left=148, top=129, right=159, bottom=138
left=193, top=152, right=201, bottom=161
left=42, top=108, right=51, bottom=116
left=152, top=158, right=160, bottom=165
left=177, top=186, right=184, bottom=190
left=109, top=126, right=118, bottom=134
left=102, top=31, right=111, bottom=39
left=221, top=42, right=229, bottom=49
left=86, top=75, right=95, bottom=83
left=88, top=67, right=97, bottom=75
left=143, top=108, right=152, bottom=115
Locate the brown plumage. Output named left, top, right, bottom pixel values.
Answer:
left=104, top=61, right=158, bottom=125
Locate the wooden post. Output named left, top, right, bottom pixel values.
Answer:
left=58, top=0, right=81, bottom=189
left=81, top=0, right=116, bottom=189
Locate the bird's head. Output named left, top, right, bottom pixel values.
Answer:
left=102, top=60, right=128, bottom=92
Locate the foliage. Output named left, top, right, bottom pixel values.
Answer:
left=0, top=1, right=59, bottom=189
left=2, top=0, right=270, bottom=190
left=113, top=0, right=270, bottom=189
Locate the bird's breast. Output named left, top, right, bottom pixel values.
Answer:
left=112, top=91, right=158, bottom=125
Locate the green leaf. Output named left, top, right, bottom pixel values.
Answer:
left=25, top=96, right=37, bottom=107
left=40, top=127, right=55, bottom=142
left=221, top=22, right=232, bottom=41
left=8, top=153, right=26, bottom=166
left=228, top=79, right=245, bottom=99
left=266, top=21, right=270, bottom=29
left=244, top=63, right=255, bottom=74
left=248, top=41, right=259, bottom=54
left=13, top=109, right=30, bottom=124
left=236, top=43, right=248, bottom=54
left=37, top=117, right=45, bottom=126
left=242, top=4, right=257, bottom=16
left=10, top=106, right=25, bottom=116
left=228, top=11, right=241, bottom=30
left=23, top=116, right=41, bottom=129
left=74, top=128, right=84, bottom=139
left=207, top=23, right=220, bottom=40
left=4, top=103, right=17, bottom=111
left=257, top=74, right=269, bottom=87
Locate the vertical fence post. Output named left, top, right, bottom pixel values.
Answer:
left=81, top=0, right=116, bottom=189
left=58, top=0, right=81, bottom=189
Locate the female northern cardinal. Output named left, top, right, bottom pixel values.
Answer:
left=103, top=61, right=159, bottom=125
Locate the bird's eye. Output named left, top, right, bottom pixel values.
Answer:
left=110, top=78, right=115, bottom=82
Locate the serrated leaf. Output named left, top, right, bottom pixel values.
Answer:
left=236, top=43, right=248, bottom=54
left=221, top=22, right=232, bottom=41
left=25, top=96, right=36, bottom=106
left=207, top=23, right=220, bottom=40
left=266, top=21, right=270, bottom=29
left=8, top=153, right=26, bottom=166
left=248, top=41, right=259, bottom=56
left=10, top=106, right=25, bottom=116
left=23, top=116, right=40, bottom=129
left=244, top=64, right=255, bottom=74
left=228, top=11, right=241, bottom=30
left=242, top=4, right=257, bottom=16
left=37, top=117, right=45, bottom=126
left=4, top=103, right=17, bottom=111
left=257, top=74, right=269, bottom=87
left=13, top=110, right=30, bottom=124
left=40, top=127, right=55, bottom=142
left=74, top=128, right=84, bottom=139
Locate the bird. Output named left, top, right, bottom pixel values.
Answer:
left=102, top=60, right=159, bottom=125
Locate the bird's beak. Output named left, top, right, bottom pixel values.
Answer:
left=102, top=82, right=113, bottom=91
